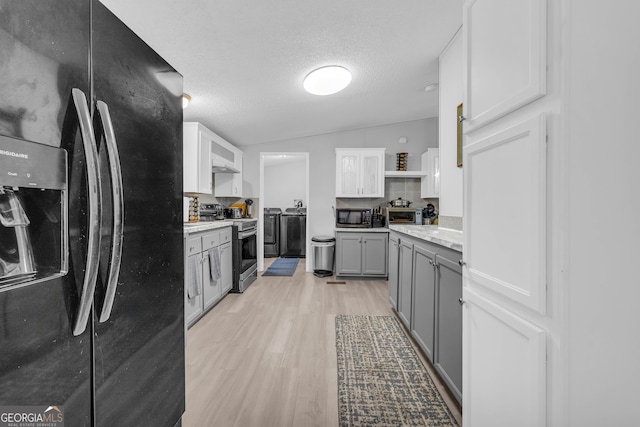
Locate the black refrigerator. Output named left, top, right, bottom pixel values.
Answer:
left=0, top=1, right=185, bottom=426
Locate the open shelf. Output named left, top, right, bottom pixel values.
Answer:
left=384, top=170, right=428, bottom=178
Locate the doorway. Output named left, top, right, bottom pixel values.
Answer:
left=258, top=153, right=310, bottom=272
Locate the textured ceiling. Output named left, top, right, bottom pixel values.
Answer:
left=100, top=0, right=462, bottom=146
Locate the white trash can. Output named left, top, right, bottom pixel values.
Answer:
left=311, top=235, right=335, bottom=277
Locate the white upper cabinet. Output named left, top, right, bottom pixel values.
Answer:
left=215, top=150, right=243, bottom=198
left=183, top=122, right=243, bottom=197
left=420, top=148, right=440, bottom=198
left=463, top=0, right=547, bottom=132
left=183, top=122, right=212, bottom=194
left=335, top=148, right=385, bottom=198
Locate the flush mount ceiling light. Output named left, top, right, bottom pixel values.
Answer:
left=182, top=93, right=191, bottom=109
left=303, top=66, right=352, bottom=96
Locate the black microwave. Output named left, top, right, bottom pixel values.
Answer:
left=335, top=208, right=372, bottom=228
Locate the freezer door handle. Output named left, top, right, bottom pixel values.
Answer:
left=71, top=88, right=103, bottom=336
left=96, top=100, right=125, bottom=323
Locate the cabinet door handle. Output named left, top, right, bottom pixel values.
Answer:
left=459, top=298, right=465, bottom=306
left=459, top=260, right=466, bottom=266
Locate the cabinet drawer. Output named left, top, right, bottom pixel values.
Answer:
left=219, top=227, right=232, bottom=244
left=186, top=236, right=202, bottom=255
left=201, top=231, right=220, bottom=250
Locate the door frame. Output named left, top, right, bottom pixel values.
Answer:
left=258, top=152, right=310, bottom=272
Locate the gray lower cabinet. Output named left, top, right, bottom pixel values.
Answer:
left=397, top=238, right=413, bottom=329
left=389, top=230, right=463, bottom=404
left=219, top=241, right=233, bottom=294
left=185, top=237, right=204, bottom=326
left=434, top=252, right=463, bottom=402
left=185, top=227, right=233, bottom=328
left=388, top=234, right=399, bottom=308
left=411, top=243, right=437, bottom=363
left=335, top=231, right=388, bottom=277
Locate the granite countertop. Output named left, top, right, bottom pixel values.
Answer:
left=334, top=227, right=390, bottom=233
left=183, top=220, right=234, bottom=235
left=389, top=224, right=463, bottom=252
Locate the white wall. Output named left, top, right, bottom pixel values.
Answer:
left=243, top=118, right=437, bottom=240
left=438, top=27, right=463, bottom=219
left=565, top=1, right=640, bottom=424
left=263, top=157, right=307, bottom=210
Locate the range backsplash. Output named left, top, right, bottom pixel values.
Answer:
left=335, top=177, right=439, bottom=212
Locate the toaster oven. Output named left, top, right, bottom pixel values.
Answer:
left=386, top=207, right=417, bottom=224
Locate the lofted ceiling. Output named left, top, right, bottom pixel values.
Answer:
left=100, top=0, right=462, bottom=146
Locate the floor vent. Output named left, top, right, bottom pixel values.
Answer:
left=326, top=281, right=347, bottom=285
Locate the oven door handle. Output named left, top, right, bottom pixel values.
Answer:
left=239, top=228, right=257, bottom=239
left=71, top=88, right=102, bottom=337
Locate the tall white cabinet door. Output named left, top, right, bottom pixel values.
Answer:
left=464, top=115, right=547, bottom=313
left=420, top=148, right=440, bottom=198
left=336, top=151, right=359, bottom=197
left=463, top=289, right=546, bottom=427
left=183, top=123, right=212, bottom=194
left=197, top=130, right=213, bottom=193
left=462, top=1, right=549, bottom=425
left=463, top=0, right=547, bottom=132
left=360, top=151, right=384, bottom=197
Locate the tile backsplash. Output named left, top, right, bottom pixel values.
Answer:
left=336, top=177, right=439, bottom=212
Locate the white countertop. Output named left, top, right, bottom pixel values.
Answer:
left=183, top=220, right=234, bottom=235
left=389, top=224, right=463, bottom=252
left=334, top=227, right=390, bottom=233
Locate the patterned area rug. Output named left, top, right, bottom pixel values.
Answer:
left=335, top=315, right=459, bottom=427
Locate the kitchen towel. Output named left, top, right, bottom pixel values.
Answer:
left=208, top=247, right=221, bottom=281
left=187, top=255, right=202, bottom=299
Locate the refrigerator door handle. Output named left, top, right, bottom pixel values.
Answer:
left=96, top=101, right=125, bottom=323
left=71, top=88, right=103, bottom=336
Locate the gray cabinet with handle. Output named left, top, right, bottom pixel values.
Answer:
left=397, top=238, right=413, bottom=329
left=335, top=231, right=388, bottom=278
left=388, top=234, right=400, bottom=309
left=411, top=243, right=437, bottom=363
left=184, top=226, right=233, bottom=328
left=389, top=230, right=463, bottom=404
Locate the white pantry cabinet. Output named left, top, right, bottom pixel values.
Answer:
left=335, top=148, right=385, bottom=198
left=462, top=0, right=548, bottom=426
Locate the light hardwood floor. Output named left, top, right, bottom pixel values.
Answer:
left=183, top=259, right=462, bottom=427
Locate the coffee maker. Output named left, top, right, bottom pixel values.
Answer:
left=245, top=199, right=254, bottom=218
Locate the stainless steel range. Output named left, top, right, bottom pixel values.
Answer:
left=231, top=219, right=257, bottom=293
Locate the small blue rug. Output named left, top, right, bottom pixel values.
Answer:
left=262, top=258, right=299, bottom=276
